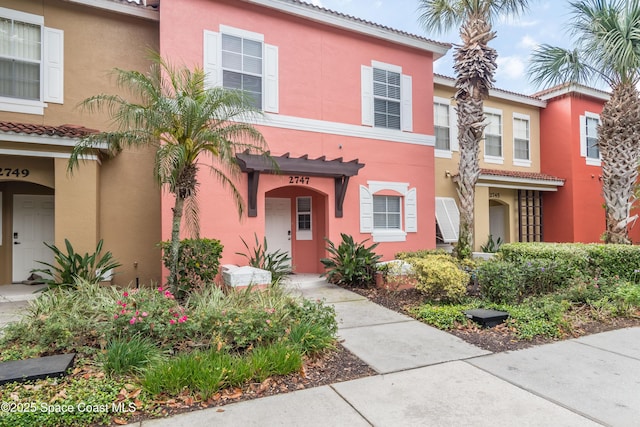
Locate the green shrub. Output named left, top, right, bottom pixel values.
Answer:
left=518, top=258, right=576, bottom=295
left=32, top=239, right=121, bottom=290
left=395, top=248, right=450, bottom=260
left=321, top=233, right=381, bottom=287
left=407, top=256, right=469, bottom=302
left=102, top=334, right=163, bottom=375
left=611, top=282, right=640, bottom=316
left=477, top=260, right=523, bottom=304
left=562, top=275, right=622, bottom=304
left=111, top=286, right=190, bottom=346
left=585, top=244, right=640, bottom=281
left=498, top=242, right=590, bottom=272
left=236, top=233, right=291, bottom=284
left=499, top=297, right=568, bottom=340
left=411, top=302, right=479, bottom=329
left=160, top=238, right=223, bottom=298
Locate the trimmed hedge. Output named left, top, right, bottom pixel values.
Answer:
left=499, top=242, right=640, bottom=281
left=406, top=255, right=469, bottom=302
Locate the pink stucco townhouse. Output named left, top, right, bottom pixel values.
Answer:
left=159, top=0, right=450, bottom=273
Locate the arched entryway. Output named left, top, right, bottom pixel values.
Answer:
left=265, top=187, right=328, bottom=273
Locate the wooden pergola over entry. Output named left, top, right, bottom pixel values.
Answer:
left=236, top=152, right=365, bottom=218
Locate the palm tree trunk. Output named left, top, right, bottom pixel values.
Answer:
left=599, top=83, right=640, bottom=244
left=170, top=194, right=185, bottom=293
left=455, top=97, right=484, bottom=258
left=452, top=13, right=497, bottom=258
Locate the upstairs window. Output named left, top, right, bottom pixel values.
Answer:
left=221, top=34, right=262, bottom=109
left=0, top=7, right=63, bottom=114
left=513, top=114, right=531, bottom=167
left=361, top=61, right=412, bottom=132
left=434, top=102, right=450, bottom=150
left=580, top=112, right=601, bottom=166
left=585, top=116, right=599, bottom=159
left=0, top=17, right=41, bottom=100
left=373, top=68, right=401, bottom=130
left=484, top=109, right=503, bottom=163
left=203, top=25, right=278, bottom=113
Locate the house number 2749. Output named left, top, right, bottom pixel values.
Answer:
left=0, top=168, right=30, bottom=177
left=289, top=176, right=310, bottom=185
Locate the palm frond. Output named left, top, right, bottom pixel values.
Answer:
left=528, top=45, right=596, bottom=89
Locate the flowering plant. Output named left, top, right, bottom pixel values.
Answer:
left=111, top=286, right=190, bottom=344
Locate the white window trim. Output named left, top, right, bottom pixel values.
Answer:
left=296, top=196, right=312, bottom=241
left=203, top=26, right=278, bottom=113
left=360, top=181, right=417, bottom=242
left=0, top=7, right=63, bottom=115
left=580, top=112, right=602, bottom=166
left=513, top=112, right=531, bottom=167
left=434, top=96, right=458, bottom=158
left=483, top=107, right=503, bottom=164
left=362, top=60, right=413, bottom=132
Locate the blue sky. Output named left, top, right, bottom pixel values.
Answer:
left=308, top=0, right=574, bottom=95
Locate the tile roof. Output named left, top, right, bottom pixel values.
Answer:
left=434, top=74, right=546, bottom=103
left=479, top=168, right=564, bottom=183
left=0, top=121, right=98, bottom=139
left=285, top=0, right=450, bottom=49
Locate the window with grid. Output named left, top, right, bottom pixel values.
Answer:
left=373, top=68, right=401, bottom=129
left=0, top=16, right=41, bottom=101
left=585, top=116, right=599, bottom=159
left=484, top=112, right=502, bottom=157
left=373, top=196, right=401, bottom=229
left=297, top=197, right=311, bottom=231
left=222, top=33, right=262, bottom=108
left=434, top=102, right=450, bottom=150
left=513, top=117, right=530, bottom=161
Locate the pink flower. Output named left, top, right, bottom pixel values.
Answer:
left=173, top=312, right=179, bottom=317
left=117, top=300, right=123, bottom=306
left=123, top=291, right=129, bottom=297
left=178, top=315, right=187, bottom=323
left=170, top=319, right=176, bottom=325
left=113, top=314, right=119, bottom=319
left=266, top=319, right=271, bottom=325
left=142, top=312, right=148, bottom=317
left=121, top=309, right=127, bottom=315
left=135, top=311, right=139, bottom=316
left=157, top=286, right=163, bottom=292
left=129, top=317, right=136, bottom=324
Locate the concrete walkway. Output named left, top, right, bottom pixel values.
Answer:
left=2, top=277, right=640, bottom=426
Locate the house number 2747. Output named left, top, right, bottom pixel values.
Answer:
left=289, top=176, right=310, bottom=185
left=0, top=168, right=30, bottom=177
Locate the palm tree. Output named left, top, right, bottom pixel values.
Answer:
left=529, top=0, right=640, bottom=244
left=69, top=53, right=268, bottom=290
left=418, top=0, right=532, bottom=258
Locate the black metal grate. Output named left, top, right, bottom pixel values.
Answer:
left=518, top=190, right=543, bottom=242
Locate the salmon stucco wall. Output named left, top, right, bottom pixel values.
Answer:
left=158, top=0, right=438, bottom=275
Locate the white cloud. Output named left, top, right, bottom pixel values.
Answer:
left=518, top=35, right=539, bottom=50
left=497, top=14, right=539, bottom=28
left=496, top=55, right=526, bottom=81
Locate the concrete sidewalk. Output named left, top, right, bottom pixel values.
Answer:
left=3, top=278, right=639, bottom=426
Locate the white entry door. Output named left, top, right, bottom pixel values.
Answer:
left=489, top=203, right=507, bottom=245
left=265, top=198, right=291, bottom=266
left=13, top=195, right=55, bottom=282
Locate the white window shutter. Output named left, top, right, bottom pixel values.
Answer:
left=264, top=44, right=279, bottom=113
left=405, top=188, right=417, bottom=232
left=435, top=197, right=460, bottom=243
left=401, top=74, right=412, bottom=132
left=360, top=185, right=373, bottom=233
left=361, top=65, right=373, bottom=126
left=203, top=30, right=220, bottom=88
left=450, top=104, right=459, bottom=151
left=579, top=114, right=587, bottom=157
left=43, top=27, right=63, bottom=104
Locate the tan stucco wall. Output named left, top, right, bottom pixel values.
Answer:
left=434, top=84, right=543, bottom=251
left=0, top=1, right=161, bottom=285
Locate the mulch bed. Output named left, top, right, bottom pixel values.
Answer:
left=345, top=285, right=640, bottom=352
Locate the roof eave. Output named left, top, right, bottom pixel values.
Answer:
left=242, top=0, right=450, bottom=58
left=61, top=0, right=159, bottom=21
left=434, top=75, right=547, bottom=108
left=536, top=84, right=610, bottom=102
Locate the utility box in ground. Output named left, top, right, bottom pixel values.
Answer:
left=222, top=265, right=271, bottom=289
